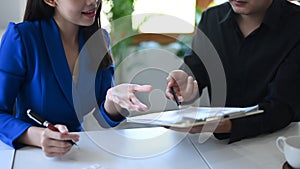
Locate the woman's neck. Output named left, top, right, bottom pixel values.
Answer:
left=53, top=14, right=80, bottom=75
left=53, top=15, right=79, bottom=44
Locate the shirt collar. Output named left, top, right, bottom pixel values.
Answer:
left=219, top=0, right=282, bottom=30
left=262, top=0, right=282, bottom=29
left=219, top=2, right=235, bottom=24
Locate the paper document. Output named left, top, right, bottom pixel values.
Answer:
left=127, top=105, right=263, bottom=128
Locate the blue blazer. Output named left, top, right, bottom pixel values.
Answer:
left=0, top=18, right=120, bottom=148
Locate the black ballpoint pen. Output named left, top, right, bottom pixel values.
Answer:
left=27, top=109, right=77, bottom=146
left=170, top=87, right=181, bottom=107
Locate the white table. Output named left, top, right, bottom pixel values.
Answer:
left=0, top=140, right=15, bottom=169
left=189, top=122, right=300, bottom=169
left=5, top=123, right=300, bottom=169
left=13, top=127, right=209, bottom=169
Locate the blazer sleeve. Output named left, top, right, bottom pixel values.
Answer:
left=96, top=65, right=124, bottom=127
left=0, top=23, right=32, bottom=148
left=95, top=30, right=124, bottom=127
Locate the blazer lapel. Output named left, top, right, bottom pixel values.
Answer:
left=41, top=19, right=73, bottom=107
left=73, top=34, right=99, bottom=114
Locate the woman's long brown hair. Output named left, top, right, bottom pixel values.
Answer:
left=23, top=0, right=113, bottom=70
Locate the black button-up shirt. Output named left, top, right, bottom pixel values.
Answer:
left=184, top=0, right=300, bottom=143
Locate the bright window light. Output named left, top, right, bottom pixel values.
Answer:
left=132, top=0, right=196, bottom=34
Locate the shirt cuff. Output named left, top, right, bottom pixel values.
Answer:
left=215, top=117, right=250, bottom=144
left=93, top=102, right=124, bottom=128
left=213, top=118, right=245, bottom=144
left=11, top=123, right=32, bottom=149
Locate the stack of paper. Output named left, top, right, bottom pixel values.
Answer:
left=127, top=105, right=263, bottom=128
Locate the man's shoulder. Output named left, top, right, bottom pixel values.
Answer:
left=285, top=2, right=300, bottom=16
left=203, top=2, right=231, bottom=17
left=282, top=1, right=300, bottom=28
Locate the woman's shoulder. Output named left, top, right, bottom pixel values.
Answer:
left=4, top=20, right=42, bottom=39
left=8, top=20, right=41, bottom=31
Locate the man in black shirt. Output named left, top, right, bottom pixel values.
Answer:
left=166, top=0, right=300, bottom=143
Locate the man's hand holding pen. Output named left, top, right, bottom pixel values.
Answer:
left=165, top=70, right=232, bottom=134
left=166, top=70, right=199, bottom=105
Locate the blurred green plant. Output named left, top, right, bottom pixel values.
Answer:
left=110, top=0, right=134, bottom=20
left=103, top=0, right=202, bottom=65
left=103, top=0, right=136, bottom=68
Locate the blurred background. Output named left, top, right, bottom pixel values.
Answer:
left=1, top=0, right=299, bottom=62
left=0, top=0, right=227, bottom=56
left=1, top=0, right=299, bottom=129
left=0, top=0, right=229, bottom=107
left=0, top=0, right=26, bottom=37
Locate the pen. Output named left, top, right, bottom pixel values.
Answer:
left=27, top=109, right=77, bottom=146
left=170, top=87, right=181, bottom=107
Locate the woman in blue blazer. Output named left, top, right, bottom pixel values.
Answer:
left=0, top=0, right=152, bottom=157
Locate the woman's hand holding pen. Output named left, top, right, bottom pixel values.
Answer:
left=40, top=124, right=79, bottom=157
left=23, top=109, right=79, bottom=157
left=17, top=125, right=79, bottom=157
left=166, top=70, right=199, bottom=104
left=104, top=84, right=153, bottom=119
